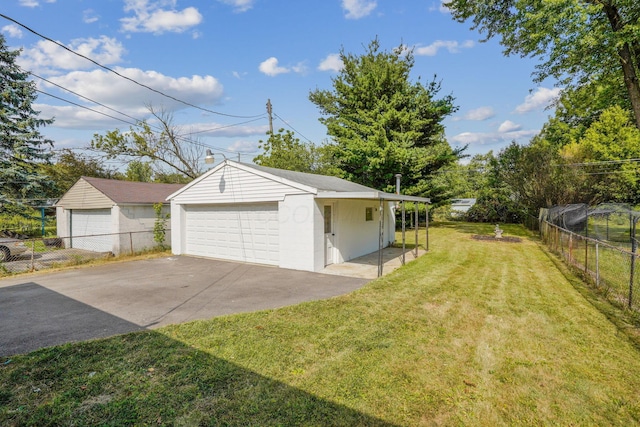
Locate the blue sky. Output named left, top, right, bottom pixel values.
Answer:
left=1, top=0, right=561, bottom=166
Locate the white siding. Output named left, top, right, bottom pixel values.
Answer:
left=171, top=203, right=184, bottom=255
left=278, top=194, right=316, bottom=271
left=56, top=206, right=70, bottom=242
left=172, top=166, right=308, bottom=204
left=334, top=200, right=382, bottom=263
left=318, top=199, right=396, bottom=265
left=56, top=179, right=113, bottom=209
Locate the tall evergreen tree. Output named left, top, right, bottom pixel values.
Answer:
left=309, top=39, right=462, bottom=203
left=0, top=35, right=54, bottom=212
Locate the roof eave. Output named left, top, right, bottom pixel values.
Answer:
left=316, top=191, right=430, bottom=203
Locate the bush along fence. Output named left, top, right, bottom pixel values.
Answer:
left=0, top=229, right=171, bottom=276
left=540, top=220, right=640, bottom=311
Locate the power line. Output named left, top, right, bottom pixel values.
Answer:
left=554, top=158, right=640, bottom=167
left=32, top=72, right=144, bottom=126
left=36, top=89, right=139, bottom=127
left=0, top=13, right=265, bottom=119
left=35, top=89, right=255, bottom=155
left=187, top=117, right=267, bottom=135
left=273, top=113, right=314, bottom=144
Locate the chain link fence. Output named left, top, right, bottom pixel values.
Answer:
left=0, top=230, right=170, bottom=276
left=540, top=220, right=640, bottom=311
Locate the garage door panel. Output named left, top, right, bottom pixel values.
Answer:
left=71, top=209, right=112, bottom=252
left=184, top=204, right=279, bottom=265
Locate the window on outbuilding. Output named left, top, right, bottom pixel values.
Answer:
left=365, top=207, right=373, bottom=221
left=324, top=205, right=332, bottom=233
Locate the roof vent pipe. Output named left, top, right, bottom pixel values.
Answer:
left=395, top=173, right=402, bottom=195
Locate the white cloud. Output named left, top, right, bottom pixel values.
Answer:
left=39, top=67, right=224, bottom=120
left=498, top=120, right=522, bottom=133
left=342, top=0, right=377, bottom=19
left=217, top=0, right=255, bottom=12
left=291, top=62, right=308, bottom=74
left=318, top=53, right=344, bottom=72
left=35, top=103, right=127, bottom=129
left=83, top=9, right=100, bottom=24
left=454, top=106, right=495, bottom=121
left=259, top=57, right=292, bottom=77
left=514, top=87, right=562, bottom=114
left=2, top=25, right=23, bottom=38
left=19, top=0, right=55, bottom=6
left=227, top=139, right=262, bottom=154
left=449, top=128, right=539, bottom=146
left=18, top=36, right=126, bottom=74
left=121, top=0, right=202, bottom=34
left=185, top=123, right=267, bottom=138
left=438, top=1, right=451, bottom=13
left=415, top=39, right=474, bottom=56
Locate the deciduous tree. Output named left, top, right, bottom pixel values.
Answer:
left=445, top=0, right=640, bottom=128
left=561, top=105, right=640, bottom=203
left=91, top=106, right=204, bottom=180
left=253, top=129, right=339, bottom=176
left=41, top=149, right=119, bottom=195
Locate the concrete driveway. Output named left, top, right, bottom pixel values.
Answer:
left=0, top=256, right=369, bottom=357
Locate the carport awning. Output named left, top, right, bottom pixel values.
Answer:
left=316, top=191, right=430, bottom=203
left=317, top=190, right=430, bottom=279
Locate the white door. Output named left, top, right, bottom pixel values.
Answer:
left=184, top=204, right=279, bottom=265
left=324, top=204, right=335, bottom=266
left=71, top=209, right=113, bottom=252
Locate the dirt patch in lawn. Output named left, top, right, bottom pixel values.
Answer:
left=471, top=235, right=522, bottom=243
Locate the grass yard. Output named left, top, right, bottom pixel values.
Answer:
left=2, top=222, right=640, bottom=425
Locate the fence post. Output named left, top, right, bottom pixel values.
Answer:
left=30, top=239, right=35, bottom=272
left=129, top=232, right=134, bottom=255
left=595, top=243, right=600, bottom=287
left=569, top=233, right=573, bottom=264
left=585, top=236, right=588, bottom=274
left=630, top=224, right=637, bottom=308
left=560, top=227, right=563, bottom=255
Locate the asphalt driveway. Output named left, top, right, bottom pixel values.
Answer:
left=0, top=256, right=369, bottom=357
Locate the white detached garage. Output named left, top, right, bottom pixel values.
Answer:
left=56, top=177, right=184, bottom=254
left=167, top=161, right=430, bottom=274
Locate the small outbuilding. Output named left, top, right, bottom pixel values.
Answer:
left=167, top=160, right=430, bottom=274
left=451, top=198, right=477, bottom=216
left=56, top=177, right=184, bottom=254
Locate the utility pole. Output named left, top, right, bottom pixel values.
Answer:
left=266, top=99, right=273, bottom=134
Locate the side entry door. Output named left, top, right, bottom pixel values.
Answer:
left=324, top=204, right=335, bottom=266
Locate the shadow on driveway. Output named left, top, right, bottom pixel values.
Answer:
left=0, top=283, right=143, bottom=356
left=0, top=256, right=369, bottom=357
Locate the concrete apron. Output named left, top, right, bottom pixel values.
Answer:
left=321, top=246, right=427, bottom=279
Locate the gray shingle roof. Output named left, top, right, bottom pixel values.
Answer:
left=241, top=163, right=376, bottom=193
left=83, top=176, right=185, bottom=204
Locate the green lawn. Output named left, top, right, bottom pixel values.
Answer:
left=2, top=222, right=640, bottom=426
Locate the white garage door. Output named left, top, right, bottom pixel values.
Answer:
left=184, top=204, right=279, bottom=265
left=71, top=209, right=113, bottom=252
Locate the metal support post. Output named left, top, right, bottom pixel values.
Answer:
left=401, top=201, right=406, bottom=265
left=414, top=207, right=419, bottom=257
left=378, top=199, right=384, bottom=277
left=425, top=203, right=430, bottom=252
